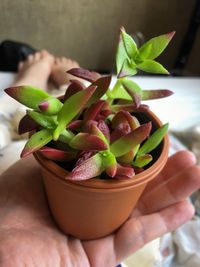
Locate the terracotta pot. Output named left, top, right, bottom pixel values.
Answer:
left=34, top=109, right=169, bottom=240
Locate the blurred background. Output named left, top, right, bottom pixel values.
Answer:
left=0, top=2, right=200, bottom=267
left=0, top=0, right=199, bottom=75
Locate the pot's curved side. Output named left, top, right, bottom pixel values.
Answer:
left=34, top=109, right=169, bottom=240
left=41, top=166, right=147, bottom=240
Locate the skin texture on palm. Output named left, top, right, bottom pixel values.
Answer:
left=0, top=151, right=200, bottom=267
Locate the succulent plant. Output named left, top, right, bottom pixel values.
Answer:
left=4, top=27, right=174, bottom=181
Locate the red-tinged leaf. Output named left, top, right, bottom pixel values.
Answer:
left=118, top=59, right=137, bottom=78
left=38, top=97, right=63, bottom=115
left=90, top=123, right=109, bottom=146
left=18, top=114, right=38, bottom=134
left=100, top=109, right=113, bottom=119
left=69, top=133, right=108, bottom=151
left=64, top=80, right=86, bottom=101
left=115, top=164, right=135, bottom=179
left=130, top=93, right=140, bottom=108
left=142, top=89, right=173, bottom=100
left=97, top=120, right=110, bottom=143
left=117, top=150, right=135, bottom=163
left=112, top=111, right=140, bottom=131
left=139, top=31, right=176, bottom=60
left=110, top=122, right=152, bottom=157
left=120, top=27, right=138, bottom=59
left=111, top=104, right=149, bottom=113
left=110, top=127, right=130, bottom=144
left=21, top=129, right=53, bottom=158
left=57, top=95, right=65, bottom=102
left=53, top=85, right=96, bottom=140
left=116, top=30, right=129, bottom=74
left=121, top=79, right=142, bottom=107
left=83, top=100, right=106, bottom=121
left=105, top=165, right=117, bottom=177
left=111, top=104, right=136, bottom=113
left=124, top=88, right=141, bottom=107
left=66, top=153, right=104, bottom=181
left=83, top=120, right=98, bottom=133
left=70, top=79, right=86, bottom=89
left=87, top=75, right=112, bottom=106
left=133, top=104, right=150, bottom=112
left=4, top=86, right=49, bottom=110
left=67, top=120, right=83, bottom=130
left=75, top=151, right=95, bottom=168
left=39, top=146, right=77, bottom=162
left=67, top=68, right=101, bottom=82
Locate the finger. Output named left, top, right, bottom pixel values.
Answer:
left=33, top=51, right=41, bottom=61
left=137, top=164, right=200, bottom=214
left=144, top=150, right=196, bottom=193
left=18, top=61, right=24, bottom=71
left=114, top=200, right=194, bottom=263
left=27, top=54, right=34, bottom=64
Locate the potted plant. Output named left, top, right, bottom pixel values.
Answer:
left=4, top=27, right=174, bottom=240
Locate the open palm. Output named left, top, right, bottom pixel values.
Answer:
left=0, top=151, right=200, bottom=267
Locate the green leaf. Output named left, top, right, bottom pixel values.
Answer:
left=117, top=144, right=140, bottom=164
left=101, top=151, right=117, bottom=177
left=116, top=34, right=129, bottom=74
left=38, top=97, right=63, bottom=115
left=53, top=85, right=96, bottom=140
left=21, top=129, right=52, bottom=158
left=108, top=79, right=131, bottom=101
left=58, top=129, right=75, bottom=144
left=137, top=43, right=152, bottom=61
left=4, top=86, right=49, bottom=110
left=121, top=27, right=138, bottom=59
left=138, top=60, right=169, bottom=75
left=133, top=154, right=153, bottom=168
left=139, top=31, right=175, bottom=60
left=110, top=122, right=151, bottom=157
left=91, top=124, right=109, bottom=147
left=117, top=150, right=135, bottom=164
left=118, top=59, right=137, bottom=78
left=27, top=110, right=57, bottom=129
left=122, top=79, right=142, bottom=105
left=137, top=123, right=169, bottom=157
left=69, top=133, right=108, bottom=151
left=109, top=89, right=131, bottom=101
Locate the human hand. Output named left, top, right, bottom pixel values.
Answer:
left=0, top=151, right=199, bottom=267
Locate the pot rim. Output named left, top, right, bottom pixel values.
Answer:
left=34, top=109, right=169, bottom=190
